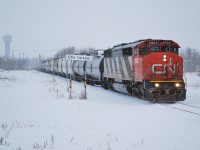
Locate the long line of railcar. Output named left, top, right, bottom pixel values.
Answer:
left=40, top=39, right=186, bottom=102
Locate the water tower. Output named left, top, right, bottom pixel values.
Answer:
left=3, top=34, right=12, bottom=59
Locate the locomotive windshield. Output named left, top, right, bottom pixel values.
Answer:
left=139, top=46, right=178, bottom=55
left=161, top=46, right=169, bottom=52
left=150, top=46, right=159, bottom=52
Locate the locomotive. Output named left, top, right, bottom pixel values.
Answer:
left=40, top=39, right=186, bottom=102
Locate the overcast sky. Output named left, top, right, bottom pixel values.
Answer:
left=0, top=0, right=199, bottom=58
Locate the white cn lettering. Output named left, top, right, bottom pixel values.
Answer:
left=152, top=64, right=164, bottom=74
left=68, top=55, right=75, bottom=60
left=152, top=64, right=176, bottom=74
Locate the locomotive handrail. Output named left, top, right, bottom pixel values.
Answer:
left=143, top=64, right=152, bottom=80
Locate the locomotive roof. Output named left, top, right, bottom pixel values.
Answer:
left=111, top=39, right=179, bottom=50
left=112, top=39, right=147, bottom=50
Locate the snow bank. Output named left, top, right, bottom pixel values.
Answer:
left=0, top=71, right=200, bottom=150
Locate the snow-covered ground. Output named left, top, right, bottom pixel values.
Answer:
left=0, top=70, right=200, bottom=150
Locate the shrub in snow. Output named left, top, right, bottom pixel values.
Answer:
left=14, top=147, right=22, bottom=150
left=0, top=135, right=10, bottom=146
left=1, top=123, right=14, bottom=138
left=0, top=136, right=4, bottom=145
left=33, top=135, right=55, bottom=149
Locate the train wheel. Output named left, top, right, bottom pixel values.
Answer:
left=135, top=85, right=143, bottom=99
left=91, top=81, right=95, bottom=86
left=101, top=82, right=104, bottom=88
left=152, top=98, right=157, bottom=103
left=107, top=83, right=111, bottom=90
left=107, top=80, right=114, bottom=91
left=101, top=82, right=108, bottom=90
left=137, top=91, right=142, bottom=99
left=108, top=83, right=112, bottom=90
left=105, top=84, right=109, bottom=90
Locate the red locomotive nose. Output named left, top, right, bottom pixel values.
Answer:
left=141, top=52, right=183, bottom=81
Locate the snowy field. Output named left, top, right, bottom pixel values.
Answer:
left=0, top=70, right=200, bottom=150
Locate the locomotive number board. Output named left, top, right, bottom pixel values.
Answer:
left=147, top=41, right=172, bottom=45
left=148, top=41, right=158, bottom=45
left=161, top=41, right=172, bottom=45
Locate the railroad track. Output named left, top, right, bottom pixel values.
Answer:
left=177, top=102, right=200, bottom=109
left=160, top=102, right=200, bottom=116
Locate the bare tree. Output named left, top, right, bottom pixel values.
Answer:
left=79, top=47, right=95, bottom=55
left=180, top=48, right=200, bottom=72
left=55, top=46, right=76, bottom=58
left=0, top=57, right=29, bottom=70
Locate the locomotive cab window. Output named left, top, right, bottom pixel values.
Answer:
left=104, top=49, right=112, bottom=57
left=122, top=47, right=132, bottom=56
left=161, top=46, right=169, bottom=52
left=170, top=46, right=178, bottom=54
left=139, top=46, right=149, bottom=55
left=150, top=46, right=160, bottom=52
left=133, top=48, right=138, bottom=56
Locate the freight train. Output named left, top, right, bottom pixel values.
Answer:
left=40, top=39, right=186, bottom=102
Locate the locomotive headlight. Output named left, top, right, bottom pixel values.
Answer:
left=154, top=83, right=160, bottom=88
left=175, top=83, right=181, bottom=88
left=163, top=55, right=167, bottom=62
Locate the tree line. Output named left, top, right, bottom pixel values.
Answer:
left=54, top=46, right=95, bottom=58
left=0, top=57, right=29, bottom=70
left=0, top=47, right=199, bottom=72
left=180, top=48, right=200, bottom=72
left=0, top=46, right=95, bottom=70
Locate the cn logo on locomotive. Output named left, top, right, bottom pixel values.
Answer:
left=151, top=63, right=177, bottom=74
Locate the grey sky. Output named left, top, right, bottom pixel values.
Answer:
left=0, top=0, right=199, bottom=58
